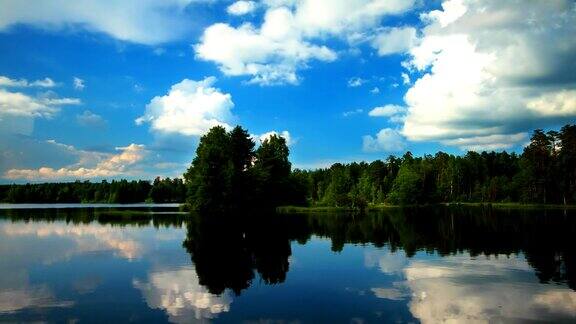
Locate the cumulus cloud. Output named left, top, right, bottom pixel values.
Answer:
left=0, top=0, right=206, bottom=45
left=254, top=130, right=294, bottom=146
left=76, top=110, right=107, bottom=129
left=4, top=143, right=147, bottom=180
left=73, top=77, right=85, bottom=90
left=371, top=27, right=417, bottom=56
left=0, top=87, right=80, bottom=119
left=368, top=104, right=406, bottom=124
left=399, top=0, right=576, bottom=150
left=227, top=1, right=257, bottom=16
left=370, top=87, right=380, bottom=94
left=362, top=128, right=407, bottom=152
left=195, top=17, right=336, bottom=85
left=136, top=77, right=234, bottom=136
left=195, top=0, right=416, bottom=84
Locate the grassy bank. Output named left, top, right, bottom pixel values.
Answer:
left=442, top=202, right=576, bottom=209
left=277, top=202, right=576, bottom=213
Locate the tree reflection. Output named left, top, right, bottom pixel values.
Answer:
left=181, top=207, right=576, bottom=294
left=2, top=206, right=575, bottom=293
left=182, top=212, right=296, bottom=296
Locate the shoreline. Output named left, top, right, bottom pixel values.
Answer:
left=277, top=202, right=576, bottom=213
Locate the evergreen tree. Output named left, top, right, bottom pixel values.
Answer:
left=253, top=134, right=292, bottom=208
left=184, top=126, right=234, bottom=212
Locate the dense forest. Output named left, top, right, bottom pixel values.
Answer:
left=0, top=177, right=186, bottom=204
left=1, top=124, right=575, bottom=208
left=300, top=124, right=576, bottom=207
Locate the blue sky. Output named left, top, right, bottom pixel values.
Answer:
left=1, top=0, right=575, bottom=183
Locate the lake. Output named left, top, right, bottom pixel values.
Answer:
left=0, top=206, right=575, bottom=323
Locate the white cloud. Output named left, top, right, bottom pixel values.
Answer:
left=136, top=77, right=234, bottom=136
left=30, top=78, right=57, bottom=88
left=73, top=77, right=85, bottom=90
left=0, top=76, right=57, bottom=88
left=255, top=130, right=294, bottom=146
left=440, top=132, right=528, bottom=151
left=368, top=104, right=404, bottom=117
left=347, top=77, right=365, bottom=87
left=195, top=16, right=337, bottom=85
left=4, top=143, right=147, bottom=180
left=526, top=89, right=576, bottom=117
left=0, top=76, right=27, bottom=87
left=227, top=1, right=257, bottom=16
left=0, top=0, right=207, bottom=45
left=76, top=110, right=106, bottom=128
left=362, top=128, right=407, bottom=152
left=401, top=72, right=410, bottom=85
left=399, top=0, right=576, bottom=149
left=195, top=0, right=417, bottom=84
left=0, top=88, right=80, bottom=119
left=371, top=27, right=417, bottom=56
left=370, top=87, right=380, bottom=94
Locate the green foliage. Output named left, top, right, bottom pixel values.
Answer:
left=2, top=124, right=575, bottom=208
left=183, top=127, right=300, bottom=212
left=184, top=126, right=235, bottom=212
left=298, top=124, right=576, bottom=207
left=0, top=178, right=182, bottom=204
left=387, top=160, right=422, bottom=205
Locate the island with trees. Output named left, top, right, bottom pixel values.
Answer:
left=1, top=124, right=575, bottom=210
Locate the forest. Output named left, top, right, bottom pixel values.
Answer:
left=0, top=177, right=186, bottom=204
left=1, top=124, right=575, bottom=208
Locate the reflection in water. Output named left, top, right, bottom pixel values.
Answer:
left=405, top=255, right=576, bottom=323
left=134, top=268, right=233, bottom=322
left=364, top=248, right=408, bottom=274
left=0, top=285, right=74, bottom=314
left=1, top=222, right=143, bottom=259
left=182, top=214, right=294, bottom=296
left=0, top=209, right=187, bottom=322
left=0, top=206, right=575, bottom=322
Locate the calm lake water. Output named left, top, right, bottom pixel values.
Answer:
left=0, top=206, right=575, bottom=323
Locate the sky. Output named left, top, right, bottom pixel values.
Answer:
left=0, top=0, right=575, bottom=183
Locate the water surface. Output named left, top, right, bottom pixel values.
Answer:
left=0, top=206, right=575, bottom=323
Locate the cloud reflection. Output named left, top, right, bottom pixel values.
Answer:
left=404, top=255, right=576, bottom=323
left=134, top=268, right=233, bottom=322
left=364, top=248, right=407, bottom=274
left=0, top=285, right=73, bottom=314
left=364, top=248, right=576, bottom=322
left=1, top=222, right=144, bottom=259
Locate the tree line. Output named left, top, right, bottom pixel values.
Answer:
left=298, top=124, right=575, bottom=207
left=0, top=177, right=185, bottom=203
left=1, top=124, right=574, bottom=207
